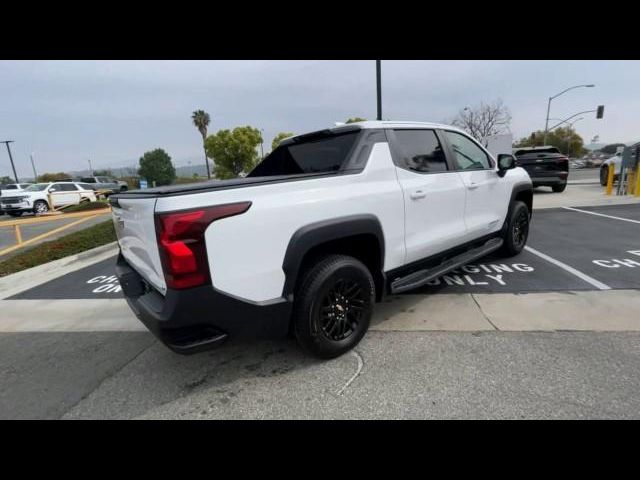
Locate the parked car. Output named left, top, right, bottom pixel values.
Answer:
left=569, top=159, right=585, bottom=169
left=600, top=155, right=622, bottom=186
left=80, top=176, right=128, bottom=195
left=111, top=121, right=533, bottom=358
left=0, top=183, right=33, bottom=214
left=0, top=182, right=96, bottom=216
left=0, top=183, right=33, bottom=197
left=512, top=146, right=569, bottom=192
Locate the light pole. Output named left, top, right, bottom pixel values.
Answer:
left=30, top=153, right=38, bottom=181
left=1, top=140, right=18, bottom=183
left=87, top=158, right=93, bottom=175
left=376, top=60, right=382, bottom=121
left=260, top=128, right=265, bottom=159
left=544, top=84, right=594, bottom=146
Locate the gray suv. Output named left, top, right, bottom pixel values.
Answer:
left=80, top=176, right=128, bottom=195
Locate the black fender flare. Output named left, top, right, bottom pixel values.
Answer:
left=281, top=214, right=385, bottom=298
left=501, top=182, right=533, bottom=232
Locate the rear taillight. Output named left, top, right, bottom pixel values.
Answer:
left=155, top=202, right=251, bottom=290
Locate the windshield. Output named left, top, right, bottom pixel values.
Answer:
left=248, top=131, right=359, bottom=177
left=24, top=183, right=49, bottom=191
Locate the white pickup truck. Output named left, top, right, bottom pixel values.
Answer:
left=111, top=121, right=533, bottom=358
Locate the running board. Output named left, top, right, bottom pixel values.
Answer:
left=390, top=238, right=504, bottom=294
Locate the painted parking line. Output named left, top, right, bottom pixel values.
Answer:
left=523, top=246, right=610, bottom=290
left=562, top=206, right=640, bottom=224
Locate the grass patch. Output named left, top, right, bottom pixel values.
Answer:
left=0, top=220, right=116, bottom=277
left=61, top=200, right=110, bottom=213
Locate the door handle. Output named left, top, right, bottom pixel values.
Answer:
left=410, top=190, right=426, bottom=200
left=467, top=182, right=479, bottom=190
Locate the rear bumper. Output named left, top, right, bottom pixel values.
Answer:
left=115, top=252, right=292, bottom=354
left=529, top=172, right=568, bottom=187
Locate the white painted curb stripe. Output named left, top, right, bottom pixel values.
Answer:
left=524, top=246, right=611, bottom=291
left=562, top=206, right=640, bottom=224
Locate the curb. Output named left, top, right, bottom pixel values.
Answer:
left=0, top=241, right=119, bottom=300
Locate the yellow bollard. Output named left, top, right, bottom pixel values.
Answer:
left=606, top=163, right=615, bottom=195
left=629, top=170, right=636, bottom=195
left=636, top=168, right=640, bottom=197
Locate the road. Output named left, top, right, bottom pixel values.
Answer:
left=0, top=212, right=110, bottom=256
left=568, top=167, right=600, bottom=183
left=1, top=330, right=639, bottom=419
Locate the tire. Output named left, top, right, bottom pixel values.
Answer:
left=500, top=201, right=530, bottom=257
left=600, top=167, right=608, bottom=186
left=293, top=254, right=375, bottom=359
left=552, top=183, right=567, bottom=193
left=8, top=211, right=22, bottom=217
left=33, top=200, right=49, bottom=215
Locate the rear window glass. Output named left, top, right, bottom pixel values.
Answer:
left=514, top=147, right=561, bottom=156
left=248, top=132, right=359, bottom=177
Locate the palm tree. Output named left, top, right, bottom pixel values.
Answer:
left=192, top=109, right=212, bottom=179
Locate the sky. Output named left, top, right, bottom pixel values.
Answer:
left=0, top=60, right=638, bottom=179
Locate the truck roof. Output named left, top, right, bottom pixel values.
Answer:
left=280, top=121, right=467, bottom=146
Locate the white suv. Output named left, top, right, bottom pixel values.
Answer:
left=1, top=182, right=96, bottom=216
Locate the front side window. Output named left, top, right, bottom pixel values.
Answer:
left=25, top=183, right=49, bottom=192
left=248, top=131, right=359, bottom=177
left=444, top=130, right=492, bottom=170
left=52, top=183, right=78, bottom=191
left=393, top=129, right=448, bottom=173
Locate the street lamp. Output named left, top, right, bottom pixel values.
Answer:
left=544, top=84, right=594, bottom=145
left=376, top=60, right=382, bottom=121
left=1, top=140, right=18, bottom=183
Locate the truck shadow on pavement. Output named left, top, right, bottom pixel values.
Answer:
left=61, top=334, right=358, bottom=419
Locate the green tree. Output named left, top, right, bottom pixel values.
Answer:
left=0, top=176, right=13, bottom=184
left=205, top=126, right=262, bottom=179
left=137, top=148, right=176, bottom=186
left=192, top=110, right=212, bottom=179
left=600, top=143, right=626, bottom=155
left=93, top=169, right=113, bottom=177
left=345, top=117, right=367, bottom=124
left=38, top=172, right=71, bottom=182
left=271, top=131, right=295, bottom=151
left=515, top=127, right=585, bottom=157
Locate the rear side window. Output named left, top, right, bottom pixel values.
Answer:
left=393, top=129, right=448, bottom=173
left=6, top=185, right=17, bottom=190
left=81, top=177, right=96, bottom=183
left=444, top=131, right=492, bottom=170
left=248, top=132, right=359, bottom=177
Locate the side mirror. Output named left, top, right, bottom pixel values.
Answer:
left=497, top=154, right=516, bottom=177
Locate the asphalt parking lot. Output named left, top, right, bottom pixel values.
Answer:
left=10, top=204, right=640, bottom=299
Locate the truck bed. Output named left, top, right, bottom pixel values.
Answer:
left=112, top=173, right=335, bottom=198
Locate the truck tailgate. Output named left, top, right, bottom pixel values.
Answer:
left=111, top=197, right=166, bottom=294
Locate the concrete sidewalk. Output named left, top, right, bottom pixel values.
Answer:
left=2, top=289, right=640, bottom=333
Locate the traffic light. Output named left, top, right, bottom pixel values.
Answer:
left=596, top=105, right=605, bottom=119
